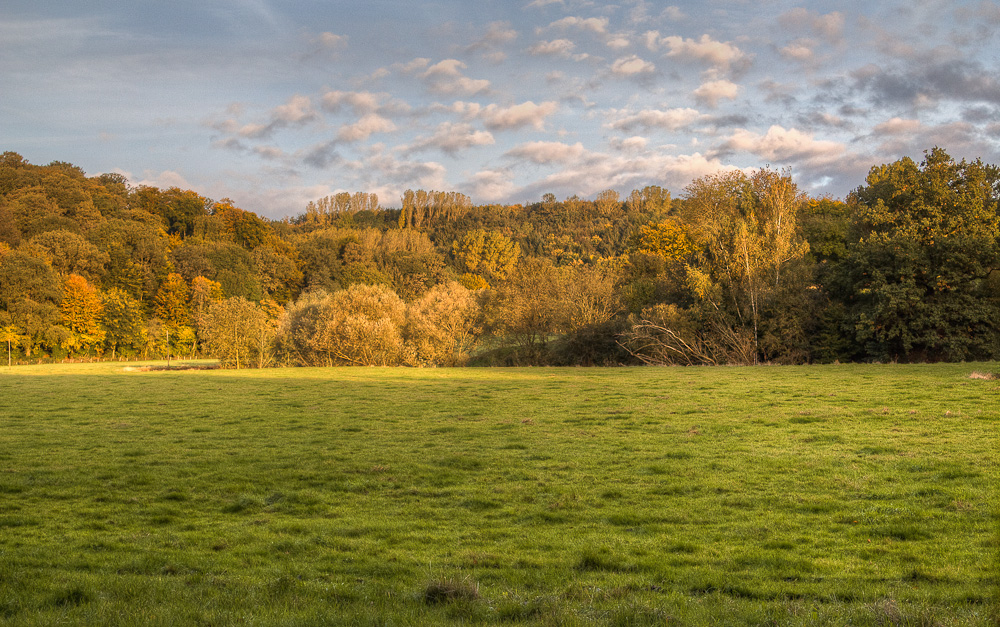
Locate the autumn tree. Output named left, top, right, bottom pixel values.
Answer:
left=60, top=274, right=105, bottom=353
left=625, top=185, right=672, bottom=221
left=593, top=189, right=620, bottom=216
left=202, top=297, right=276, bottom=369
left=189, top=276, right=224, bottom=348
left=213, top=200, right=270, bottom=250
left=631, top=219, right=698, bottom=263
left=452, top=229, right=520, bottom=287
left=406, top=281, right=482, bottom=365
left=670, top=168, right=810, bottom=363
left=0, top=324, right=23, bottom=366
left=154, top=272, right=190, bottom=327
left=311, top=284, right=407, bottom=366
left=482, top=258, right=564, bottom=362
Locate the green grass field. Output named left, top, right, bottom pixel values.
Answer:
left=0, top=362, right=997, bottom=626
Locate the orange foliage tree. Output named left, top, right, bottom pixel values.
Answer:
left=60, top=274, right=105, bottom=353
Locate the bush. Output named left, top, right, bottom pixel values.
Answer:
left=406, top=281, right=481, bottom=366
left=275, top=284, right=407, bottom=366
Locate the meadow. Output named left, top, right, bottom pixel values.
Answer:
left=0, top=362, right=996, bottom=626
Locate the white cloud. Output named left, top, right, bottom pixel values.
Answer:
left=779, top=9, right=845, bottom=45
left=607, top=35, right=630, bottom=49
left=236, top=122, right=270, bottom=138
left=608, top=107, right=702, bottom=132
left=513, top=150, right=739, bottom=201
left=464, top=168, right=516, bottom=202
left=478, top=101, right=559, bottom=131
left=610, top=136, right=648, bottom=152
left=210, top=94, right=319, bottom=141
left=525, top=0, right=564, bottom=7
left=714, top=125, right=846, bottom=166
left=543, top=16, right=609, bottom=34
left=663, top=6, right=685, bottom=21
left=321, top=90, right=381, bottom=114
left=611, top=55, right=656, bottom=76
left=271, top=94, right=318, bottom=124
left=662, top=34, right=748, bottom=71
left=395, top=57, right=431, bottom=74
left=779, top=39, right=816, bottom=62
left=641, top=30, right=662, bottom=52
left=253, top=145, right=286, bottom=160
left=465, top=21, right=517, bottom=58
left=528, top=38, right=576, bottom=56
left=421, top=59, right=491, bottom=95
left=872, top=117, right=922, bottom=135
left=366, top=150, right=449, bottom=191
left=693, top=80, right=740, bottom=108
left=504, top=141, right=586, bottom=164
left=316, top=32, right=347, bottom=49
left=134, top=170, right=193, bottom=190
left=481, top=21, right=517, bottom=46
left=337, top=113, right=397, bottom=142
left=406, top=122, right=495, bottom=155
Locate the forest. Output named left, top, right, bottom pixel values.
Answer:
left=1, top=147, right=998, bottom=368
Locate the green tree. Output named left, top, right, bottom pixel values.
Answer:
left=5, top=187, right=68, bottom=238
left=189, top=276, right=224, bottom=344
left=836, top=148, right=1000, bottom=361
left=89, top=217, right=170, bottom=301
left=132, top=186, right=210, bottom=237
left=272, top=291, right=331, bottom=366
left=253, top=246, right=303, bottom=304
left=213, top=200, right=271, bottom=250
left=101, top=288, right=145, bottom=359
left=30, top=230, right=109, bottom=280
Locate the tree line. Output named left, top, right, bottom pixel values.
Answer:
left=1, top=147, right=998, bottom=368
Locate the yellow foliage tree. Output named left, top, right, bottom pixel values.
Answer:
left=632, top=219, right=698, bottom=263
left=452, top=229, right=520, bottom=286
left=0, top=324, right=24, bottom=366
left=60, top=274, right=105, bottom=352
left=155, top=272, right=190, bottom=327
left=406, top=281, right=481, bottom=365
left=678, top=168, right=809, bottom=362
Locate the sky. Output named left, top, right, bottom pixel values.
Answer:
left=4, top=1, right=1000, bottom=219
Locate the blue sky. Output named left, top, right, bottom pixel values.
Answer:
left=4, top=0, right=1000, bottom=218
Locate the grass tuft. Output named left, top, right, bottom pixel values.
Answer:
left=421, top=576, right=480, bottom=604
left=968, top=371, right=997, bottom=380
left=50, top=585, right=91, bottom=607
